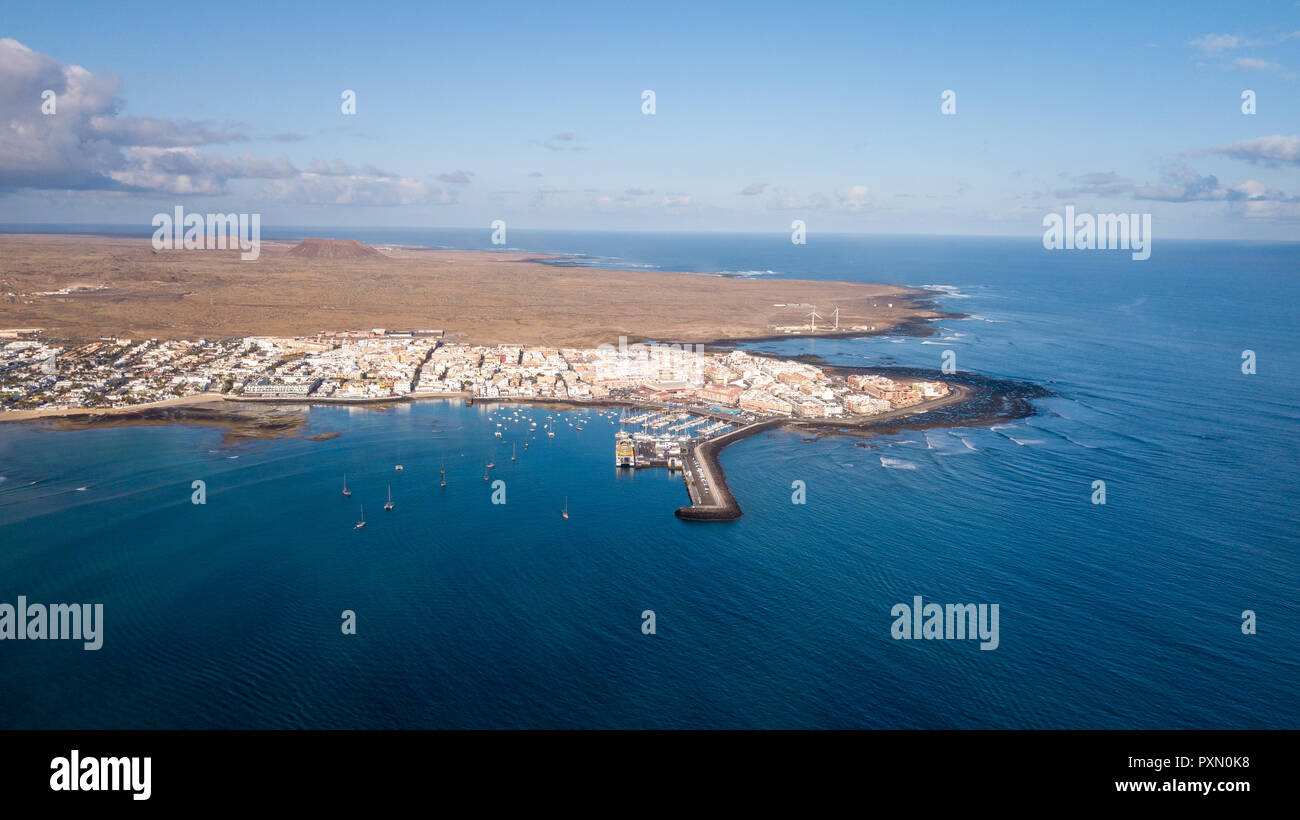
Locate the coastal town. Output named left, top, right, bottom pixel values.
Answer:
left=0, top=328, right=949, bottom=422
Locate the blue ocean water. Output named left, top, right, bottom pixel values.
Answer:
left=0, top=232, right=1296, bottom=728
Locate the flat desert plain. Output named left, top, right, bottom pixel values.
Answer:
left=0, top=234, right=941, bottom=346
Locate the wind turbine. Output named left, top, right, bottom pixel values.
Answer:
left=807, top=305, right=824, bottom=332
left=832, top=305, right=840, bottom=330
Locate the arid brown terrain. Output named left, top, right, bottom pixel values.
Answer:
left=286, top=238, right=385, bottom=259
left=0, top=234, right=941, bottom=347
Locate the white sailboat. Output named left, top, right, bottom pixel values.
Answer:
left=562, top=496, right=569, bottom=520
left=354, top=504, right=366, bottom=529
left=384, top=484, right=394, bottom=511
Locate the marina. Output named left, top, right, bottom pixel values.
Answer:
left=318, top=374, right=973, bottom=527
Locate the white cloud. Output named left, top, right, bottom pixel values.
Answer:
left=1229, top=200, right=1300, bottom=220
left=1233, top=57, right=1281, bottom=71
left=1189, top=33, right=1242, bottom=55
left=0, top=38, right=429, bottom=207
left=835, top=185, right=871, bottom=211
left=766, top=187, right=804, bottom=210
left=261, top=173, right=439, bottom=206
left=1213, top=135, right=1300, bottom=166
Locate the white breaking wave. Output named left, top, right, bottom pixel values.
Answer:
left=1006, top=436, right=1045, bottom=446
left=920, top=284, right=972, bottom=299
left=1060, top=433, right=1098, bottom=449
left=946, top=430, right=980, bottom=452
left=880, top=457, right=918, bottom=469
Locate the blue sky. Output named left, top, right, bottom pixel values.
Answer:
left=2, top=0, right=1299, bottom=238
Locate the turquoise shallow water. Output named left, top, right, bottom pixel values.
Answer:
left=0, top=233, right=1296, bottom=728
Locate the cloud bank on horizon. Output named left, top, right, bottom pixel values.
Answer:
left=1, top=1, right=1299, bottom=239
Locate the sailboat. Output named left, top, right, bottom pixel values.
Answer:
left=483, top=464, right=490, bottom=482
left=342, top=475, right=351, bottom=498
left=384, top=484, right=394, bottom=511
left=511, top=443, right=516, bottom=462
left=561, top=496, right=569, bottom=520
left=354, top=504, right=366, bottom=529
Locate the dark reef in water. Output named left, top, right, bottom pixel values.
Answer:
left=35, top=405, right=318, bottom=445
left=800, top=364, right=1052, bottom=438
left=677, top=363, right=1052, bottom=522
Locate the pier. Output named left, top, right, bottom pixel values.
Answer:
left=612, top=382, right=975, bottom=522
left=674, top=419, right=785, bottom=521
left=614, top=410, right=774, bottom=521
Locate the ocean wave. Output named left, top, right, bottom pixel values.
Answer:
left=947, top=430, right=979, bottom=451
left=964, top=314, right=1004, bottom=323
left=880, top=457, right=917, bottom=469
left=991, top=424, right=1044, bottom=446
left=1060, top=433, right=1098, bottom=449
left=1006, top=436, right=1044, bottom=446
left=719, top=269, right=777, bottom=278
left=919, top=284, right=972, bottom=299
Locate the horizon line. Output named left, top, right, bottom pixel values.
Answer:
left=0, top=222, right=1297, bottom=245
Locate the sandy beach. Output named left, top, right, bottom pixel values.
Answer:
left=0, top=392, right=227, bottom=422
